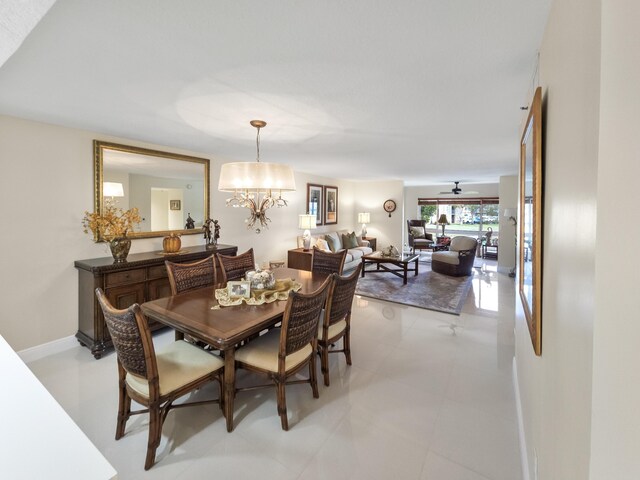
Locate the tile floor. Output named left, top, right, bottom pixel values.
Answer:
left=27, top=260, right=521, bottom=480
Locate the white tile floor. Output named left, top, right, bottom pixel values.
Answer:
left=27, top=260, right=521, bottom=480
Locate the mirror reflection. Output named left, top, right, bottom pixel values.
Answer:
left=94, top=141, right=210, bottom=239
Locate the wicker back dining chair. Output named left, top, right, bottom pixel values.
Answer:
left=311, top=246, right=347, bottom=275
left=234, top=275, right=332, bottom=431
left=95, top=288, right=224, bottom=470
left=165, top=255, right=217, bottom=295
left=217, top=248, right=255, bottom=283
left=318, top=264, right=361, bottom=386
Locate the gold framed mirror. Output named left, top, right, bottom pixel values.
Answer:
left=94, top=140, right=210, bottom=240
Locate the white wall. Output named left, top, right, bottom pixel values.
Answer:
left=515, top=0, right=600, bottom=479
left=590, top=0, right=640, bottom=477
left=0, top=114, right=359, bottom=350
left=353, top=180, right=404, bottom=250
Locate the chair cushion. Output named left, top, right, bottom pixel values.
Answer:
left=410, top=226, right=426, bottom=239
left=413, top=238, right=433, bottom=247
left=432, top=251, right=460, bottom=265
left=318, top=319, right=347, bottom=341
left=126, top=340, right=224, bottom=398
left=235, top=329, right=313, bottom=373
left=315, top=238, right=331, bottom=252
left=325, top=233, right=342, bottom=253
left=347, top=248, right=364, bottom=261
left=450, top=236, right=477, bottom=252
left=341, top=232, right=359, bottom=249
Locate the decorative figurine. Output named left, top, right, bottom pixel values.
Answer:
left=185, top=213, right=195, bottom=229
left=213, top=220, right=220, bottom=246
left=203, top=218, right=220, bottom=248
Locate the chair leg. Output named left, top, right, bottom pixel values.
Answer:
left=310, top=354, right=320, bottom=398
left=276, top=381, right=289, bottom=431
left=144, top=404, right=162, bottom=470
left=320, top=343, right=330, bottom=387
left=115, top=382, right=130, bottom=440
left=344, top=328, right=352, bottom=366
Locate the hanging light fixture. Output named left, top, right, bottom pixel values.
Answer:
left=218, top=120, right=296, bottom=232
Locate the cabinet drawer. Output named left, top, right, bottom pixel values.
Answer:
left=148, top=265, right=167, bottom=279
left=105, top=268, right=146, bottom=287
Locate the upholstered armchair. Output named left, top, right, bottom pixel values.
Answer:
left=407, top=220, right=434, bottom=253
left=431, top=236, right=478, bottom=277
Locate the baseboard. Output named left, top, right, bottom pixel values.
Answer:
left=513, top=356, right=530, bottom=480
left=18, top=335, right=78, bottom=363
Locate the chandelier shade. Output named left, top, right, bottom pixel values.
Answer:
left=219, top=120, right=296, bottom=232
left=218, top=162, right=296, bottom=192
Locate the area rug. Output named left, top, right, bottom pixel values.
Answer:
left=355, top=266, right=473, bottom=315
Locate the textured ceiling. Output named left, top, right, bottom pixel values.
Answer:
left=0, top=0, right=551, bottom=185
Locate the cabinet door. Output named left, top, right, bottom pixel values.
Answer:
left=105, top=283, right=145, bottom=310
left=148, top=278, right=172, bottom=300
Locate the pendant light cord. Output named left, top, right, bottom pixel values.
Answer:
left=256, top=126, right=261, bottom=162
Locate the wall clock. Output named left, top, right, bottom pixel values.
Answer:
left=383, top=199, right=396, bottom=217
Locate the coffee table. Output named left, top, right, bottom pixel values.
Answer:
left=361, top=252, right=419, bottom=285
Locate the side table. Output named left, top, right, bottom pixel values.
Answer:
left=287, top=248, right=312, bottom=271
left=363, top=236, right=377, bottom=251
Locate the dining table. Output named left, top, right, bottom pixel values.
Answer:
left=140, top=267, right=329, bottom=432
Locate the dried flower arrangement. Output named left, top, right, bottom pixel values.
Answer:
left=82, top=199, right=142, bottom=241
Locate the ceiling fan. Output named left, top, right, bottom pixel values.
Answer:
left=438, top=181, right=479, bottom=195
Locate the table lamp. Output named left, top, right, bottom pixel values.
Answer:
left=103, top=182, right=124, bottom=198
left=298, top=214, right=317, bottom=251
left=357, top=212, right=370, bottom=238
left=437, top=214, right=449, bottom=236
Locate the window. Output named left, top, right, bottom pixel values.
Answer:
left=418, top=198, right=500, bottom=239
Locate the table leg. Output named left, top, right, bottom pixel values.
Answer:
left=414, top=258, right=419, bottom=276
left=223, top=347, right=236, bottom=432
left=361, top=258, right=366, bottom=278
left=403, top=262, right=408, bottom=284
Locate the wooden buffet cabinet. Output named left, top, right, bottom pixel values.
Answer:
left=75, top=244, right=237, bottom=358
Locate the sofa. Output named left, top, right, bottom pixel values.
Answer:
left=431, top=236, right=478, bottom=277
left=297, top=229, right=373, bottom=272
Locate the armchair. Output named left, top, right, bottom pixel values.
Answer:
left=431, top=236, right=478, bottom=277
left=407, top=220, right=434, bottom=253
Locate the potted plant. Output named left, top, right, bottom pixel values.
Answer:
left=82, top=199, right=142, bottom=262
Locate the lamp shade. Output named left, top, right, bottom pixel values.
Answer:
left=218, top=162, right=296, bottom=192
left=503, top=208, right=517, bottom=218
left=357, top=212, right=370, bottom=224
left=298, top=214, right=316, bottom=230
left=437, top=214, right=449, bottom=225
left=103, top=182, right=124, bottom=197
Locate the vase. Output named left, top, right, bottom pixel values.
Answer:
left=109, top=237, right=131, bottom=262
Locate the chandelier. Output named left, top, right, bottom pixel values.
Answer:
left=218, top=120, right=296, bottom=232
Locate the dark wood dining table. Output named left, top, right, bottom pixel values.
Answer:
left=140, top=267, right=329, bottom=432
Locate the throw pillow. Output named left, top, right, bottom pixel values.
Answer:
left=325, top=234, right=340, bottom=253
left=342, top=232, right=359, bottom=249
left=410, top=226, right=426, bottom=239
left=315, top=238, right=331, bottom=252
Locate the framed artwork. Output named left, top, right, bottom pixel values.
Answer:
left=227, top=281, right=250, bottom=299
left=170, top=199, right=181, bottom=211
left=307, top=183, right=323, bottom=226
left=324, top=186, right=338, bottom=225
left=519, top=86, right=543, bottom=356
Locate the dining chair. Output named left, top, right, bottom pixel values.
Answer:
left=234, top=275, right=332, bottom=430
left=318, top=264, right=361, bottom=386
left=165, top=255, right=217, bottom=295
left=311, top=246, right=347, bottom=275
left=217, top=248, right=255, bottom=283
left=95, top=288, right=224, bottom=470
